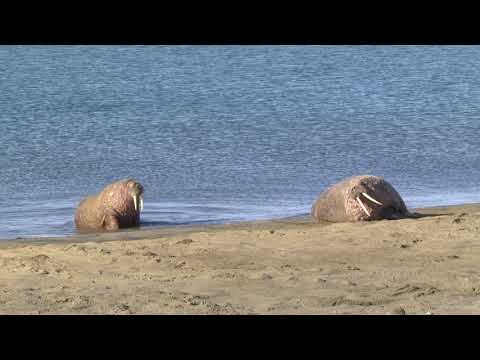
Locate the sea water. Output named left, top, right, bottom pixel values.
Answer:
left=1, top=45, right=480, bottom=239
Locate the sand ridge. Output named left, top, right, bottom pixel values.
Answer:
left=1, top=204, right=480, bottom=314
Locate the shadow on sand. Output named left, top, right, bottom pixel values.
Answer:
left=406, top=212, right=455, bottom=219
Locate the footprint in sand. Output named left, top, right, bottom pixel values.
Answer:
left=176, top=239, right=193, bottom=245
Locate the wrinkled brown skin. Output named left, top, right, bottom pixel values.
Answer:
left=311, top=175, right=410, bottom=222
left=75, top=179, right=144, bottom=232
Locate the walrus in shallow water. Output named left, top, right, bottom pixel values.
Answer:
left=311, top=175, right=410, bottom=222
left=75, top=179, right=144, bottom=231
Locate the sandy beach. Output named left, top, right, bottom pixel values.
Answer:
left=1, top=203, right=480, bottom=314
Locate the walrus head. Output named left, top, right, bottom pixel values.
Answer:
left=126, top=180, right=144, bottom=212
left=347, top=176, right=407, bottom=220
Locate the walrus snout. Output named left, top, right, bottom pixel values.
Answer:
left=127, top=180, right=144, bottom=212
left=351, top=186, right=384, bottom=218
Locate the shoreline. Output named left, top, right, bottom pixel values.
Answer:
left=1, top=202, right=480, bottom=314
left=2, top=202, right=479, bottom=247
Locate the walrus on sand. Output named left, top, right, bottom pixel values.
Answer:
left=311, top=175, right=410, bottom=222
left=75, top=179, right=144, bottom=231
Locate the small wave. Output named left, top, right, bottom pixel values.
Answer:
left=405, top=192, right=480, bottom=209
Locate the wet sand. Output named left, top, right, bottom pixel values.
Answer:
left=1, top=203, right=480, bottom=314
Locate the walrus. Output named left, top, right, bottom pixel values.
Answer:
left=311, top=175, right=410, bottom=222
left=75, top=179, right=144, bottom=231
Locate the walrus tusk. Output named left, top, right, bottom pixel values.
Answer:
left=356, top=196, right=371, bottom=216
left=133, top=195, right=138, bottom=212
left=140, top=195, right=144, bottom=211
left=361, top=192, right=383, bottom=206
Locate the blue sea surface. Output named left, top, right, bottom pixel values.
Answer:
left=1, top=45, right=480, bottom=239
